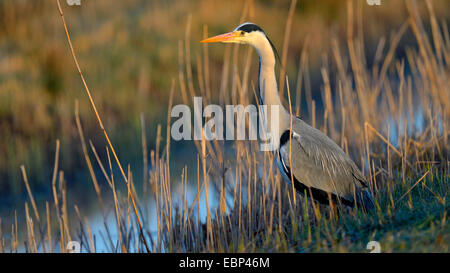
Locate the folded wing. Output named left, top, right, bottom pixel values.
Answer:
left=278, top=119, right=374, bottom=209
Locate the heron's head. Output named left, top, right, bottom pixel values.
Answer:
left=201, top=22, right=268, bottom=45
left=201, top=22, right=279, bottom=64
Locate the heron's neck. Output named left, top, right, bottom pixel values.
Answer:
left=252, top=36, right=289, bottom=121
left=251, top=35, right=289, bottom=148
left=254, top=41, right=282, bottom=109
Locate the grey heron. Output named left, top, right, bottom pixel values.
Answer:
left=201, top=22, right=374, bottom=211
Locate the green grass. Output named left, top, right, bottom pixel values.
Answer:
left=328, top=173, right=448, bottom=252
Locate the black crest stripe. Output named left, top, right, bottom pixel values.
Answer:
left=237, top=23, right=263, bottom=33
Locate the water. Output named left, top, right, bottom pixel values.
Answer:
left=84, top=172, right=225, bottom=252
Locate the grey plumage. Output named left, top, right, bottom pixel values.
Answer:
left=277, top=118, right=374, bottom=210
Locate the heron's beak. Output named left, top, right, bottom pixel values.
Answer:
left=200, top=31, right=238, bottom=43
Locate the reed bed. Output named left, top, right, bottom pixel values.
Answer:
left=0, top=0, right=448, bottom=252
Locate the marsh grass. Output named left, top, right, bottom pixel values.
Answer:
left=0, top=0, right=448, bottom=252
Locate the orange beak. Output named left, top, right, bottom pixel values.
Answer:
left=200, top=31, right=238, bottom=43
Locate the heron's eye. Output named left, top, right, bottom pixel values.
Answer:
left=240, top=31, right=245, bottom=36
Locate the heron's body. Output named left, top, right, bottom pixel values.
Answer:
left=202, top=22, right=374, bottom=210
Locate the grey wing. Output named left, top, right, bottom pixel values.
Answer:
left=278, top=125, right=373, bottom=208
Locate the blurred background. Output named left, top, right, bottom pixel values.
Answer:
left=0, top=0, right=448, bottom=226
